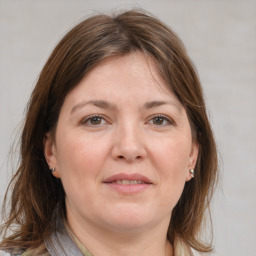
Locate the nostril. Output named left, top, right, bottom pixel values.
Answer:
left=117, top=155, right=142, bottom=161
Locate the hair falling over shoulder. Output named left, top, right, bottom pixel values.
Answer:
left=0, top=9, right=218, bottom=255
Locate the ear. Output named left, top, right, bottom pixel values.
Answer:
left=186, top=142, right=199, bottom=181
left=43, top=133, right=61, bottom=178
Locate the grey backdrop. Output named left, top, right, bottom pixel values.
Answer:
left=0, top=1, right=256, bottom=255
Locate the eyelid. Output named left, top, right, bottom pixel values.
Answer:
left=80, top=114, right=109, bottom=126
left=147, top=114, right=176, bottom=126
left=79, top=113, right=175, bottom=127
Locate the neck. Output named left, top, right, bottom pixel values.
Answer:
left=67, top=215, right=173, bottom=256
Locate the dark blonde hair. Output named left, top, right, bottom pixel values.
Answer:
left=1, top=9, right=218, bottom=254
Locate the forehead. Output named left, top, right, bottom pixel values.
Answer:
left=68, top=52, right=176, bottom=102
left=56, top=51, right=189, bottom=131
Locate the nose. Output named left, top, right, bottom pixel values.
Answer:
left=111, top=123, right=147, bottom=162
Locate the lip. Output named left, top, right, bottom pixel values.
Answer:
left=103, top=173, right=153, bottom=194
left=103, top=173, right=152, bottom=184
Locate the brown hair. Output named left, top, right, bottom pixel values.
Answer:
left=0, top=9, right=218, bottom=254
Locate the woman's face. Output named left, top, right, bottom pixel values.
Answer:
left=45, top=52, right=198, bottom=235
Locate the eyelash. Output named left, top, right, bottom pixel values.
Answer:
left=80, top=114, right=108, bottom=126
left=80, top=114, right=175, bottom=127
left=148, top=114, right=175, bottom=126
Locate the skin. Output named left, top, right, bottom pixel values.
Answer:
left=44, top=52, right=198, bottom=256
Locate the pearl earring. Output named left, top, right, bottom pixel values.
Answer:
left=189, top=169, right=194, bottom=178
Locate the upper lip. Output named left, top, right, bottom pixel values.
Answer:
left=103, top=173, right=153, bottom=184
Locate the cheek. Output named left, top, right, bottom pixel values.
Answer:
left=149, top=136, right=191, bottom=204
left=55, top=132, right=108, bottom=187
left=151, top=135, right=191, bottom=175
left=54, top=136, right=104, bottom=211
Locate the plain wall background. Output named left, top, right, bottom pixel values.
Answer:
left=0, top=0, right=256, bottom=255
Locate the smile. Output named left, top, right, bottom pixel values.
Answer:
left=110, top=180, right=145, bottom=185
left=103, top=173, right=153, bottom=184
left=103, top=173, right=153, bottom=194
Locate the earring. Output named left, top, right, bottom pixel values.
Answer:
left=50, top=168, right=55, bottom=172
left=189, top=169, right=194, bottom=178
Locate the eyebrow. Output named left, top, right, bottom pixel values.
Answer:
left=144, top=101, right=173, bottom=109
left=71, top=100, right=116, bottom=114
left=71, top=100, right=181, bottom=114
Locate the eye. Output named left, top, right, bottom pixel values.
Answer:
left=81, top=115, right=108, bottom=126
left=148, top=115, right=173, bottom=126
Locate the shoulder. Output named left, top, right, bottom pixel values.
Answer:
left=192, top=250, right=212, bottom=256
left=0, top=251, right=21, bottom=256
left=0, top=252, right=10, bottom=256
left=0, top=251, right=10, bottom=256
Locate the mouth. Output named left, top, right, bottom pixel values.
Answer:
left=103, top=173, right=153, bottom=194
left=109, top=180, right=148, bottom=185
left=103, top=173, right=152, bottom=184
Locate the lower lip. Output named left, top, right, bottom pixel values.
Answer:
left=104, top=183, right=152, bottom=194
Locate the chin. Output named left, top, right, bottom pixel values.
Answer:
left=101, top=206, right=158, bottom=232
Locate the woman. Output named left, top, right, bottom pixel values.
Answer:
left=0, top=9, right=218, bottom=256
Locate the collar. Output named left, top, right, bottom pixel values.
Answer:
left=44, top=215, right=92, bottom=256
